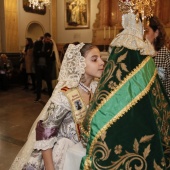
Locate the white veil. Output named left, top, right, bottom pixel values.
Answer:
left=110, top=13, right=155, bottom=56
left=10, top=43, right=86, bottom=170
left=51, top=39, right=61, bottom=87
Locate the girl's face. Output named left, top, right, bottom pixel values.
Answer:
left=84, top=47, right=104, bottom=80
left=145, top=26, right=158, bottom=44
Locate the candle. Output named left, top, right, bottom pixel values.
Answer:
left=114, top=26, right=116, bottom=38
left=108, top=26, right=110, bottom=39
left=104, top=27, right=106, bottom=39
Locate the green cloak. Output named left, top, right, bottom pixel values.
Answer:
left=80, top=47, right=170, bottom=170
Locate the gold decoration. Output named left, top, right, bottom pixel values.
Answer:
left=91, top=132, right=164, bottom=170
left=84, top=56, right=158, bottom=168
left=118, top=0, right=157, bottom=23
left=28, top=0, right=51, bottom=9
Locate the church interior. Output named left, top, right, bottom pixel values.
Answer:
left=0, top=0, right=170, bottom=169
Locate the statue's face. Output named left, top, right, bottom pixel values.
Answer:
left=145, top=25, right=158, bottom=44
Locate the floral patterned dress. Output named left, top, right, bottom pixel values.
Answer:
left=10, top=81, right=97, bottom=170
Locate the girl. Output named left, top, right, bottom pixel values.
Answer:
left=10, top=43, right=104, bottom=170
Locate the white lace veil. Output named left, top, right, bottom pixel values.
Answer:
left=110, top=13, right=155, bottom=56
left=10, top=42, right=86, bottom=170
left=51, top=38, right=61, bottom=87
left=54, top=42, right=86, bottom=89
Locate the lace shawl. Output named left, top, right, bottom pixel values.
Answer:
left=110, top=13, right=155, bottom=56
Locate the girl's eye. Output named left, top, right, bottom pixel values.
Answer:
left=92, top=58, right=97, bottom=62
left=91, top=56, right=98, bottom=62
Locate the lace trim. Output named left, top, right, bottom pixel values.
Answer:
left=110, top=13, right=155, bottom=56
left=58, top=43, right=86, bottom=88
left=110, top=33, right=155, bottom=56
left=90, top=81, right=98, bottom=93
left=34, top=137, right=58, bottom=151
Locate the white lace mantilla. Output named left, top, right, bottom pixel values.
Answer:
left=110, top=13, right=155, bottom=56
left=57, top=43, right=86, bottom=88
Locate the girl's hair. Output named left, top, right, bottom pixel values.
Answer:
left=80, top=43, right=98, bottom=57
left=149, top=16, right=166, bottom=51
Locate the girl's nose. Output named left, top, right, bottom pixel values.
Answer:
left=100, top=58, right=104, bottom=65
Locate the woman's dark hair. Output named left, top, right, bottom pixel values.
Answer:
left=80, top=43, right=98, bottom=57
left=25, top=38, right=33, bottom=52
left=149, top=16, right=166, bottom=51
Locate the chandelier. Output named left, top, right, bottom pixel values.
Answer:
left=28, top=0, right=51, bottom=9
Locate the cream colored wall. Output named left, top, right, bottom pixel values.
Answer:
left=56, top=0, right=100, bottom=43
left=0, top=0, right=100, bottom=52
left=18, top=0, right=100, bottom=48
left=0, top=0, right=4, bottom=52
left=18, top=0, right=51, bottom=50
left=4, top=0, right=19, bottom=52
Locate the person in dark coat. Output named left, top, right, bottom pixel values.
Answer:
left=33, top=32, right=55, bottom=102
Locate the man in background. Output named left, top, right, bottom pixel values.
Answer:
left=33, top=32, right=55, bottom=102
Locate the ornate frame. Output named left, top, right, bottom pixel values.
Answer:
left=64, top=0, right=90, bottom=29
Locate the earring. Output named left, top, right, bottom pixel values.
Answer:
left=153, top=37, right=157, bottom=46
left=80, top=74, right=86, bottom=83
left=154, top=37, right=157, bottom=43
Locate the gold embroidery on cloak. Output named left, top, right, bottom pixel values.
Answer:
left=152, top=79, right=170, bottom=168
left=84, top=57, right=158, bottom=169
left=81, top=56, right=152, bottom=138
left=90, top=131, right=164, bottom=170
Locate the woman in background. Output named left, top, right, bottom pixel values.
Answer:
left=145, top=16, right=170, bottom=99
left=22, top=37, right=35, bottom=90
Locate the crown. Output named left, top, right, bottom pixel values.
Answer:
left=118, top=0, right=157, bottom=23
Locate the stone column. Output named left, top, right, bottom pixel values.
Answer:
left=0, top=0, right=5, bottom=52
left=4, top=0, right=19, bottom=52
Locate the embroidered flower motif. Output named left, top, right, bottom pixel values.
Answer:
left=114, top=145, right=122, bottom=154
left=152, top=87, right=156, bottom=96
left=108, top=81, right=117, bottom=90
left=161, top=157, right=166, bottom=167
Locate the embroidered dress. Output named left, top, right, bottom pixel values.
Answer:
left=11, top=83, right=96, bottom=170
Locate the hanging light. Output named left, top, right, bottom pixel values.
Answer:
left=28, top=0, right=51, bottom=9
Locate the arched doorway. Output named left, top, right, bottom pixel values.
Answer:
left=26, top=22, right=45, bottom=42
